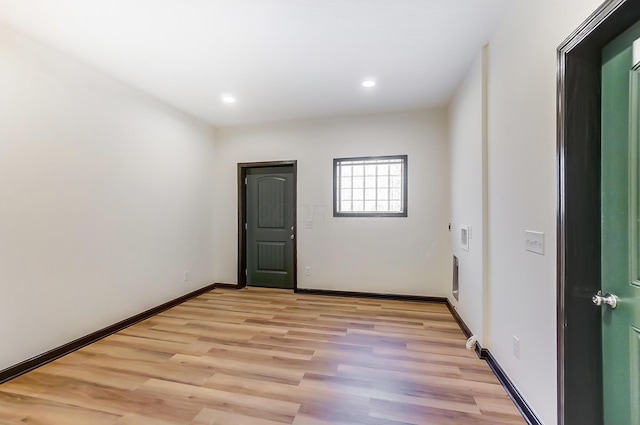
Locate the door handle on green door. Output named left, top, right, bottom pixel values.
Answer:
left=592, top=290, right=618, bottom=309
left=290, top=234, right=294, bottom=240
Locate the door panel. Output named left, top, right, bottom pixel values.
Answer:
left=632, top=327, right=640, bottom=421
left=246, top=166, right=294, bottom=289
left=601, top=23, right=640, bottom=425
left=257, top=241, right=286, bottom=271
left=258, top=178, right=285, bottom=228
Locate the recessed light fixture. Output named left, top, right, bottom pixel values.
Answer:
left=221, top=94, right=236, bottom=103
left=362, top=80, right=376, bottom=88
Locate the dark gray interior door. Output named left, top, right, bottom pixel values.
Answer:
left=246, top=166, right=294, bottom=288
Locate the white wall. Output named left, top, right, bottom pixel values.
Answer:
left=0, top=26, right=216, bottom=371
left=483, top=0, right=604, bottom=423
left=448, top=49, right=486, bottom=343
left=214, top=110, right=451, bottom=296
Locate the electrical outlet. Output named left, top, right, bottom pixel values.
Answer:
left=525, top=230, right=544, bottom=255
left=184, top=271, right=189, bottom=282
left=513, top=335, right=521, bottom=359
left=305, top=267, right=311, bottom=276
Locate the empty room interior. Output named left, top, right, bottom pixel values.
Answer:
left=0, top=0, right=636, bottom=424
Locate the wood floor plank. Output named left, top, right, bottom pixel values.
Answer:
left=135, top=378, right=300, bottom=423
left=370, top=398, right=523, bottom=425
left=298, top=371, right=482, bottom=415
left=79, top=342, right=174, bottom=363
left=115, top=413, right=192, bottom=425
left=0, top=391, right=121, bottom=425
left=474, top=395, right=525, bottom=417
left=372, top=346, right=488, bottom=366
left=81, top=354, right=214, bottom=386
left=312, top=350, right=464, bottom=379
left=170, top=353, right=307, bottom=385
left=3, top=374, right=170, bottom=418
left=5, top=364, right=148, bottom=393
left=193, top=408, right=288, bottom=425
left=201, top=340, right=316, bottom=361
left=336, top=363, right=511, bottom=397
left=0, top=287, right=526, bottom=425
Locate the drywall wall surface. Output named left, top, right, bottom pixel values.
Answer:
left=0, top=26, right=216, bottom=370
left=485, top=0, right=604, bottom=423
left=214, top=109, right=451, bottom=296
left=448, top=49, right=485, bottom=344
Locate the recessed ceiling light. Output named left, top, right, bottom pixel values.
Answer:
left=362, top=80, right=376, bottom=88
left=221, top=95, right=236, bottom=103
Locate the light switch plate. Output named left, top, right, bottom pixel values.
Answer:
left=461, top=225, right=470, bottom=251
left=525, top=230, right=544, bottom=255
left=513, top=335, right=521, bottom=359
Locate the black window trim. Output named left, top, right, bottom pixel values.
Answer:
left=333, top=154, right=408, bottom=218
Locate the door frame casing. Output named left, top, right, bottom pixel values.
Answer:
left=557, top=1, right=640, bottom=424
left=237, top=160, right=298, bottom=289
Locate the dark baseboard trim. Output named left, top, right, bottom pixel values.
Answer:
left=213, top=282, right=242, bottom=289
left=447, top=301, right=542, bottom=425
left=0, top=283, right=216, bottom=385
left=445, top=301, right=483, bottom=357
left=294, top=288, right=448, bottom=304
left=480, top=349, right=542, bottom=425
left=445, top=301, right=472, bottom=336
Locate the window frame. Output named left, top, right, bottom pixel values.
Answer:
left=332, top=154, right=408, bottom=218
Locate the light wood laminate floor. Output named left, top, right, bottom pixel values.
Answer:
left=0, top=287, right=526, bottom=424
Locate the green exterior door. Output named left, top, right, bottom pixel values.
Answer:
left=246, top=166, right=295, bottom=289
left=601, top=22, right=640, bottom=425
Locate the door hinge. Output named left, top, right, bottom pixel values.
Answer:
left=245, top=269, right=248, bottom=276
left=245, top=223, right=247, bottom=230
left=245, top=177, right=247, bottom=185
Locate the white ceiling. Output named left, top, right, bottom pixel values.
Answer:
left=0, top=0, right=511, bottom=127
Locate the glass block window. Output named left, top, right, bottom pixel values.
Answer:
left=333, top=155, right=407, bottom=217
